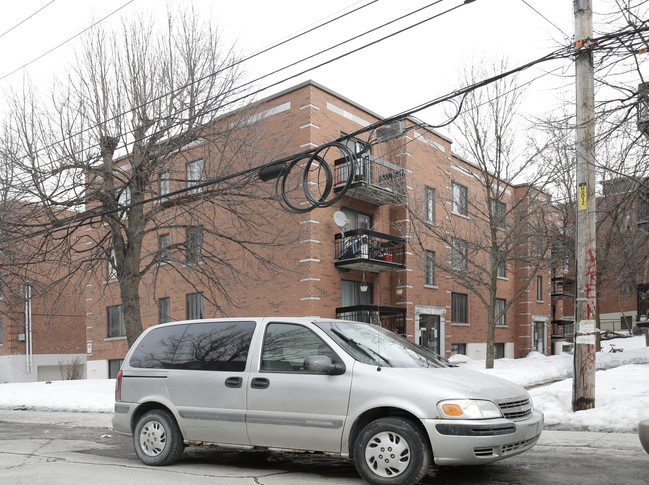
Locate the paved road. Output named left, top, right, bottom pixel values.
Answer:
left=0, top=410, right=647, bottom=484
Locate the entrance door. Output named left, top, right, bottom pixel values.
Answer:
left=533, top=320, right=546, bottom=353
left=419, top=314, right=441, bottom=355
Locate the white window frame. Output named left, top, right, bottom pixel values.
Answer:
left=159, top=170, right=170, bottom=199
left=452, top=182, right=468, bottom=216
left=425, top=250, right=435, bottom=286
left=186, top=159, right=205, bottom=194
left=425, top=186, right=435, bottom=224
left=451, top=237, right=468, bottom=271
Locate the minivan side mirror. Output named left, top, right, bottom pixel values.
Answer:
left=303, top=355, right=346, bottom=375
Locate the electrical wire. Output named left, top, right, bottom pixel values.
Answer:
left=6, top=7, right=649, bottom=239
left=4, top=42, right=577, bottom=241
left=520, top=0, right=571, bottom=42
left=0, top=1, right=56, bottom=41
left=0, top=0, right=136, bottom=82
left=4, top=0, right=455, bottom=170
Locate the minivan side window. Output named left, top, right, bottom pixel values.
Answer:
left=172, top=321, right=256, bottom=371
left=261, top=323, right=335, bottom=372
left=129, top=325, right=188, bottom=369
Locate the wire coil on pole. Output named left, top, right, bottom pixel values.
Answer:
left=276, top=141, right=357, bottom=213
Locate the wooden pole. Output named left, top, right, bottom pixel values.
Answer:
left=572, top=0, right=597, bottom=411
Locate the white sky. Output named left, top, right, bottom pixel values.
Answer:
left=0, top=335, right=647, bottom=432
left=0, top=0, right=579, bottom=138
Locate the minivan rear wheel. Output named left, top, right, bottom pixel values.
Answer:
left=133, top=409, right=184, bottom=466
left=353, top=417, right=431, bottom=485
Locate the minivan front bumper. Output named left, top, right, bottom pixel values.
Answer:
left=424, top=409, right=543, bottom=465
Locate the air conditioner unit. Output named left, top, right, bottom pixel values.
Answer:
left=376, top=121, right=405, bottom=143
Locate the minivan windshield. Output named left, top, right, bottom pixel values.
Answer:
left=315, top=320, right=449, bottom=368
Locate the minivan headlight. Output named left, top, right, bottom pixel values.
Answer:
left=437, top=399, right=502, bottom=419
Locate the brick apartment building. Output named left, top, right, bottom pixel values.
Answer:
left=550, top=177, right=649, bottom=342
left=0, top=204, right=86, bottom=383
left=84, top=81, right=558, bottom=379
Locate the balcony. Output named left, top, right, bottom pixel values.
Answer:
left=335, top=305, right=406, bottom=336
left=551, top=320, right=574, bottom=341
left=551, top=277, right=575, bottom=300
left=333, top=154, right=406, bottom=205
left=334, top=229, right=405, bottom=273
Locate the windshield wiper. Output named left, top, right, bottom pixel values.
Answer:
left=331, top=328, right=392, bottom=367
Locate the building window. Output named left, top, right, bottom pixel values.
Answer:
left=621, top=281, right=633, bottom=297
left=0, top=318, right=3, bottom=345
left=451, top=292, right=468, bottom=324
left=495, top=343, right=505, bottom=359
left=187, top=292, right=204, bottom=320
left=158, top=233, right=170, bottom=262
left=107, top=248, right=117, bottom=280
left=186, top=159, right=204, bottom=194
left=495, top=298, right=506, bottom=326
left=186, top=226, right=204, bottom=264
left=451, top=343, right=466, bottom=355
left=341, top=207, right=371, bottom=232
left=108, top=359, right=123, bottom=379
left=492, top=249, right=506, bottom=278
left=159, top=170, right=170, bottom=198
left=117, top=186, right=131, bottom=220
left=452, top=182, right=468, bottom=216
left=425, top=186, right=435, bottom=224
left=341, top=133, right=371, bottom=156
left=158, top=297, right=171, bottom=324
left=451, top=238, right=468, bottom=271
left=491, top=200, right=506, bottom=230
left=537, top=275, right=544, bottom=301
left=425, top=250, right=435, bottom=286
left=107, top=305, right=126, bottom=338
left=341, top=279, right=373, bottom=307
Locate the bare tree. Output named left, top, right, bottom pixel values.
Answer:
left=410, top=60, right=555, bottom=369
left=534, top=108, right=649, bottom=346
left=1, top=10, right=291, bottom=347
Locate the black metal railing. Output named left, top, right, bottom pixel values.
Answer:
left=334, top=229, right=405, bottom=272
left=335, top=305, right=406, bottom=335
left=333, top=155, right=406, bottom=203
left=551, top=320, right=574, bottom=340
left=551, top=277, right=575, bottom=300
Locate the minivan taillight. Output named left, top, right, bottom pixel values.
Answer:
left=115, top=370, right=123, bottom=402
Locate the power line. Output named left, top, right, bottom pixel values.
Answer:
left=4, top=42, right=577, bottom=243
left=0, top=0, right=135, bottom=82
left=0, top=1, right=56, bottom=41
left=7, top=5, right=649, bottom=241
left=4, top=0, right=460, bottom=170
left=520, top=0, right=571, bottom=41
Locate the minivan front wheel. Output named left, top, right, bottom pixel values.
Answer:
left=353, top=417, right=431, bottom=485
left=134, top=409, right=184, bottom=466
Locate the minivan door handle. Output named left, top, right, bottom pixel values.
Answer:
left=250, top=377, right=270, bottom=389
left=225, top=377, right=243, bottom=388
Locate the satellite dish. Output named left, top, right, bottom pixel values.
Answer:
left=333, top=211, right=348, bottom=228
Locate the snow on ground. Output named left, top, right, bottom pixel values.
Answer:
left=450, top=335, right=649, bottom=432
left=0, top=335, right=647, bottom=432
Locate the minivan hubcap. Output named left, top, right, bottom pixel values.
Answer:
left=140, top=420, right=167, bottom=456
left=365, top=430, right=410, bottom=477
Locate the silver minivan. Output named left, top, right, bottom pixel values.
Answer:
left=113, top=317, right=543, bottom=485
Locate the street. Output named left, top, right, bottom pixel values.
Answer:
left=0, top=411, right=647, bottom=484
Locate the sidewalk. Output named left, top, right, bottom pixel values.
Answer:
left=0, top=409, right=112, bottom=428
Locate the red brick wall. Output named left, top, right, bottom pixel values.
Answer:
left=85, top=82, right=554, bottom=362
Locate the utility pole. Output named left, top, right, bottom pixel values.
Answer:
left=572, top=0, right=597, bottom=411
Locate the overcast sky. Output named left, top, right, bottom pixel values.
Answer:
left=0, top=1, right=621, bottom=141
